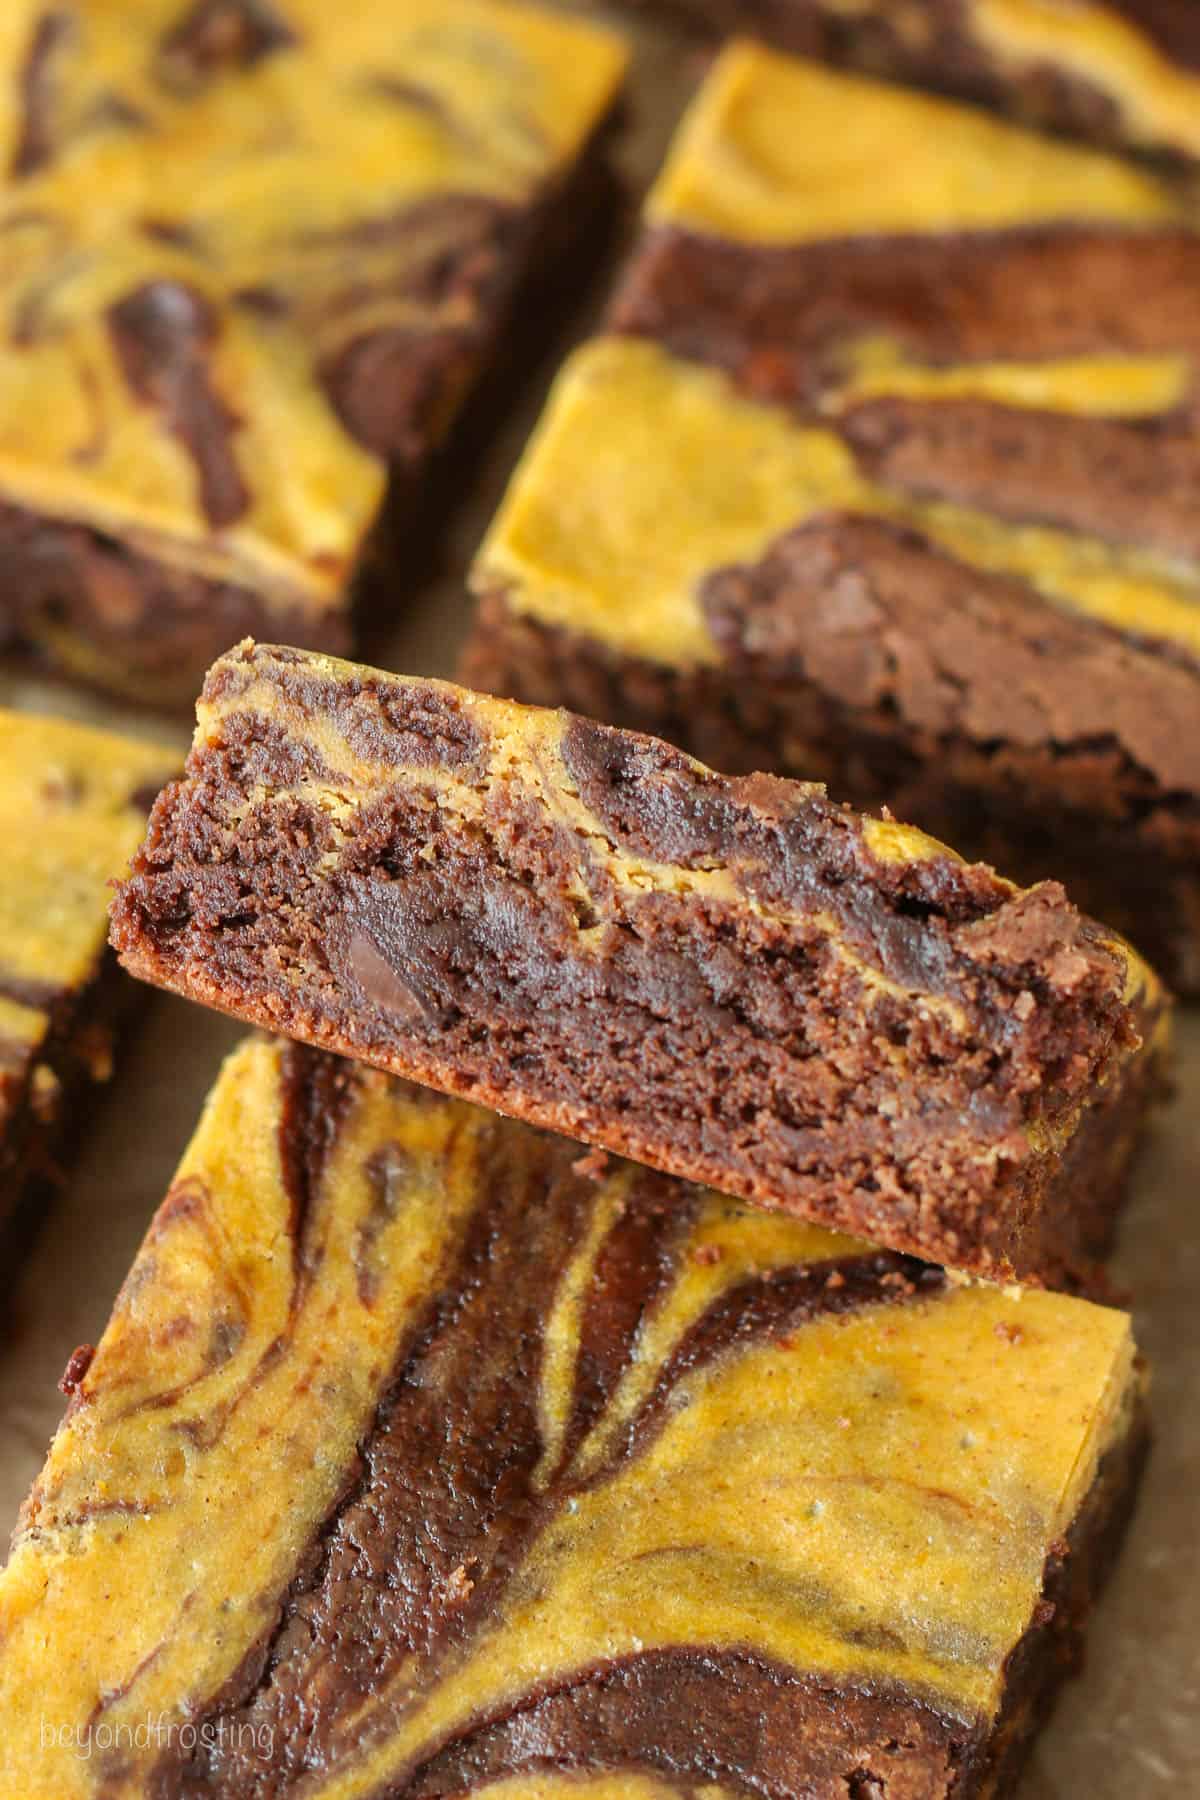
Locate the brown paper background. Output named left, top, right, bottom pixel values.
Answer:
left=0, top=9, right=1197, bottom=1790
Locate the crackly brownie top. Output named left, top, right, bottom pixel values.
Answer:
left=0, top=1034, right=1140, bottom=1797
left=0, top=706, right=174, bottom=1110
left=0, top=1, right=624, bottom=609
left=475, top=46, right=1200, bottom=791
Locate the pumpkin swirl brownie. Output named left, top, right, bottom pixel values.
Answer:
left=0, top=1033, right=1148, bottom=1798
left=631, top=0, right=1200, bottom=161
left=463, top=44, right=1200, bottom=993
left=0, top=0, right=625, bottom=706
left=110, top=641, right=1167, bottom=1286
left=0, top=707, right=175, bottom=1247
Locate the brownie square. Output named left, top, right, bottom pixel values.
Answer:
left=0, top=706, right=175, bottom=1246
left=0, top=1033, right=1147, bottom=1797
left=629, top=0, right=1200, bottom=160
left=109, top=641, right=1168, bottom=1288
left=464, top=43, right=1200, bottom=991
left=0, top=0, right=626, bottom=705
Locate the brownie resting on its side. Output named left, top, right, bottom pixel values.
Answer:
left=631, top=0, right=1200, bottom=161
left=464, top=44, right=1200, bottom=993
left=111, top=642, right=1167, bottom=1288
left=0, top=0, right=626, bottom=705
left=0, top=708, right=175, bottom=1250
left=0, top=1034, right=1148, bottom=1798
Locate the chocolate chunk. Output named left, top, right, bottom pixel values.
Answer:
left=58, top=1342, right=95, bottom=1396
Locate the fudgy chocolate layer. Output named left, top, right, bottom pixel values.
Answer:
left=463, top=580, right=1200, bottom=995
left=111, top=645, right=1164, bottom=1285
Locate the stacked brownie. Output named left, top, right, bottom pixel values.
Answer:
left=0, top=0, right=625, bottom=704
left=0, top=633, right=1161, bottom=1796
left=465, top=43, right=1200, bottom=992
left=111, top=641, right=1167, bottom=1289
left=0, top=9, right=1188, bottom=1799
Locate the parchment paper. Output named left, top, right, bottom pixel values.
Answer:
left=0, top=11, right=1196, bottom=1790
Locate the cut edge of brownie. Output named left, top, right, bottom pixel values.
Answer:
left=460, top=589, right=1200, bottom=998
left=109, top=643, right=1167, bottom=1287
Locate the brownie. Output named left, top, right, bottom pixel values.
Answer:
left=0, top=1031, right=1148, bottom=1796
left=110, top=640, right=1167, bottom=1287
left=0, top=0, right=626, bottom=707
left=463, top=43, right=1200, bottom=993
left=631, top=0, right=1200, bottom=160
left=0, top=706, right=176, bottom=1250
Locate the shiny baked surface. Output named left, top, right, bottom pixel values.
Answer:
left=0, top=1035, right=1140, bottom=1797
